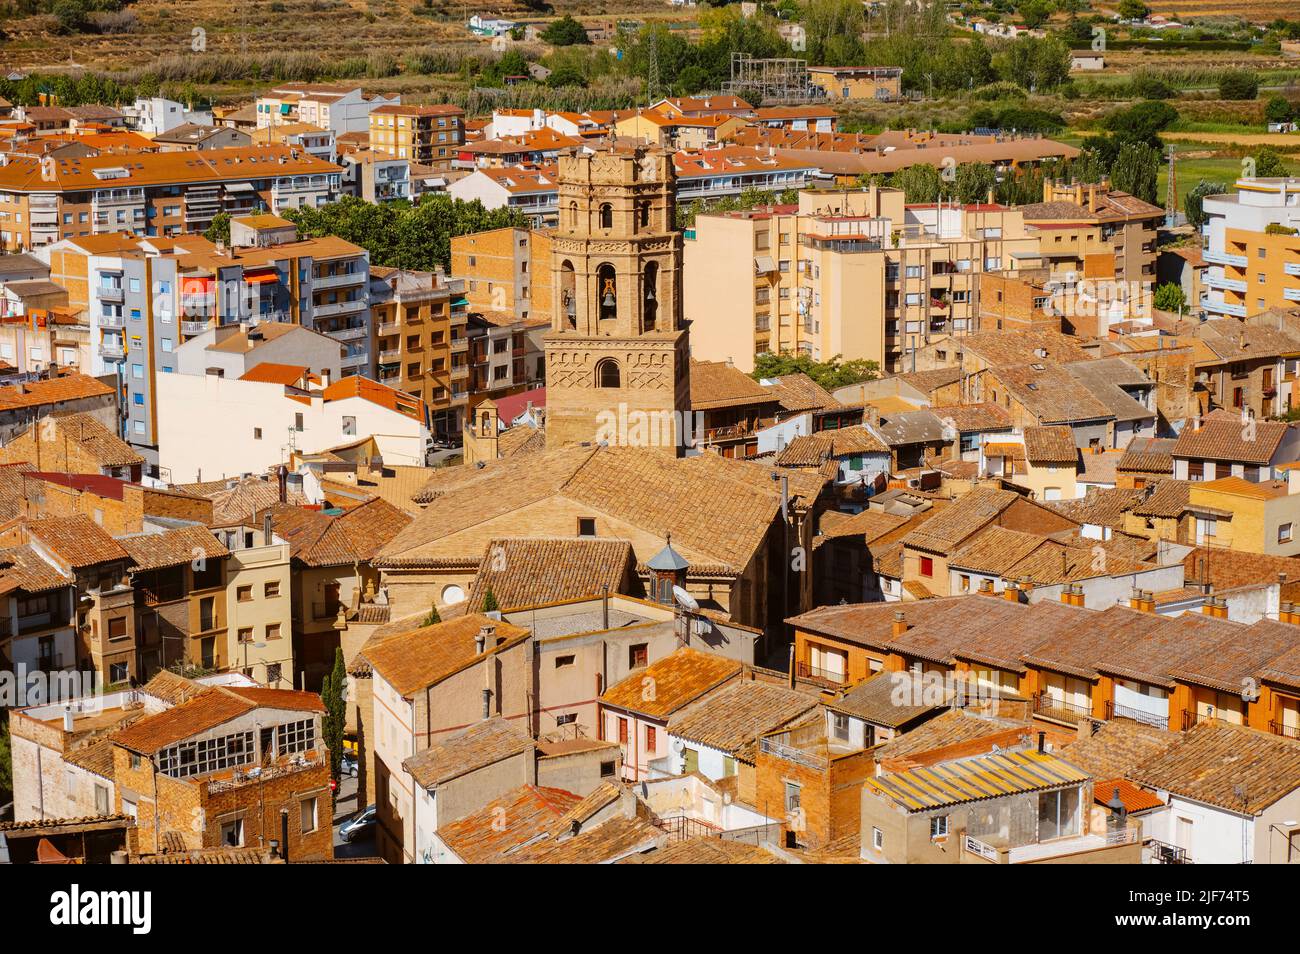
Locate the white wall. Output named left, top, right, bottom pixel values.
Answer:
left=157, top=371, right=427, bottom=482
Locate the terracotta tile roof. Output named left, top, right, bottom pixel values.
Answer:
left=1022, top=425, right=1078, bottom=464
left=871, top=707, right=1032, bottom=763
left=205, top=476, right=310, bottom=524
left=402, top=718, right=534, bottom=790
left=0, top=373, right=114, bottom=413
left=1184, top=547, right=1300, bottom=594
left=389, top=445, right=790, bottom=574
left=363, top=613, right=531, bottom=698
left=466, top=537, right=635, bottom=611
left=139, top=670, right=206, bottom=706
left=1172, top=410, right=1291, bottom=465
left=866, top=750, right=1089, bottom=812
left=495, top=423, right=546, bottom=458
left=901, top=488, right=1019, bottom=554
left=21, top=412, right=143, bottom=467
left=262, top=497, right=412, bottom=567
left=947, top=525, right=1050, bottom=575
left=992, top=364, right=1113, bottom=424
left=0, top=544, right=72, bottom=592
left=1259, top=644, right=1300, bottom=691
left=825, top=670, right=946, bottom=728
left=110, top=685, right=323, bottom=755
left=689, top=360, right=778, bottom=410
left=1128, top=479, right=1190, bottom=518
left=763, top=373, right=840, bottom=413
left=238, top=362, right=311, bottom=385
left=435, top=785, right=585, bottom=864
left=929, top=403, right=1012, bottom=433
left=873, top=409, right=950, bottom=446
left=1064, top=358, right=1155, bottom=423
left=667, top=681, right=817, bottom=756
left=959, top=330, right=1094, bottom=368
left=323, top=375, right=426, bottom=420
left=1050, top=487, right=1143, bottom=529
left=25, top=514, right=130, bottom=568
left=601, top=646, right=742, bottom=720
left=504, top=815, right=663, bottom=864
left=1059, top=720, right=1177, bottom=779
left=818, top=507, right=907, bottom=542
left=1168, top=618, right=1300, bottom=695
left=632, top=838, right=784, bottom=864
left=775, top=424, right=889, bottom=467
left=1094, top=777, right=1165, bottom=813
left=63, top=737, right=117, bottom=780
left=117, top=526, right=228, bottom=572
left=1129, top=722, right=1300, bottom=813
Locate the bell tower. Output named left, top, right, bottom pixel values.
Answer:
left=544, top=145, right=690, bottom=453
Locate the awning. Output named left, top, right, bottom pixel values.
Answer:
left=243, top=271, right=279, bottom=284
left=224, top=182, right=255, bottom=193
left=754, top=255, right=776, bottom=274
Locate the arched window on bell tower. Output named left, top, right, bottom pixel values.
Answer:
left=636, top=200, right=650, bottom=231
left=643, top=261, right=659, bottom=332
left=560, top=260, right=576, bottom=329
left=597, top=263, right=617, bottom=323
left=595, top=358, right=621, bottom=389
left=598, top=203, right=613, bottom=230
left=568, top=201, right=579, bottom=233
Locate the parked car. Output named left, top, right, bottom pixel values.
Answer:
left=341, top=752, right=359, bottom=778
left=339, top=805, right=377, bottom=843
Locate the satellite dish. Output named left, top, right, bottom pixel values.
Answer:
left=672, top=586, right=699, bottom=613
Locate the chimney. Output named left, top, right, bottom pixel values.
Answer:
left=1281, top=601, right=1294, bottom=625
left=979, top=579, right=995, bottom=596
left=263, top=511, right=274, bottom=546
left=277, top=465, right=287, bottom=503
left=1129, top=587, right=1144, bottom=611
left=63, top=707, right=73, bottom=732
left=1003, top=581, right=1020, bottom=602
left=891, top=610, right=908, bottom=638
left=1037, top=730, right=1046, bottom=754
left=476, top=624, right=493, bottom=654
left=1201, top=598, right=1217, bottom=617
left=1216, top=596, right=1229, bottom=619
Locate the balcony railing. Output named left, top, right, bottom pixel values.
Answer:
left=1148, top=839, right=1191, bottom=864
left=1105, top=700, right=1168, bottom=730
left=795, top=661, right=846, bottom=684
left=1204, top=249, right=1247, bottom=268
left=1270, top=720, right=1300, bottom=740
left=1032, top=692, right=1092, bottom=725
left=758, top=736, right=828, bottom=771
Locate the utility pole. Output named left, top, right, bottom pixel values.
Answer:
left=1164, top=145, right=1178, bottom=230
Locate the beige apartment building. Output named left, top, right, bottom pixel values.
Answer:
left=685, top=185, right=1038, bottom=373
left=215, top=520, right=296, bottom=688
left=368, top=104, right=465, bottom=170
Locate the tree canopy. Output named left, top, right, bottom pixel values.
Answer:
left=751, top=352, right=880, bottom=390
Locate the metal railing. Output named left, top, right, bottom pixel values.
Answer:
left=1148, top=839, right=1191, bottom=864
left=795, top=661, right=846, bottom=684
left=1270, top=720, right=1300, bottom=740
left=1032, top=692, right=1092, bottom=724
left=759, top=736, right=828, bottom=771
left=1105, top=701, right=1168, bottom=731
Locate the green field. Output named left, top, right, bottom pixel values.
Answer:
left=1159, top=145, right=1300, bottom=208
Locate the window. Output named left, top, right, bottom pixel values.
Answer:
left=238, top=627, right=253, bottom=643
left=831, top=711, right=850, bottom=741
left=930, top=815, right=949, bottom=839
left=300, top=797, right=317, bottom=833
left=784, top=782, right=801, bottom=813
left=1038, top=786, right=1081, bottom=841
left=600, top=760, right=616, bottom=778
left=108, top=617, right=127, bottom=640
left=264, top=581, right=280, bottom=598
left=294, top=413, right=304, bottom=432
left=629, top=643, right=648, bottom=668
left=617, top=718, right=628, bottom=743
left=1281, top=523, right=1293, bottom=544
left=556, top=713, right=577, bottom=726
left=919, top=556, right=934, bottom=577
left=276, top=718, right=316, bottom=755
left=578, top=518, right=596, bottom=537
left=65, top=767, right=76, bottom=798
left=221, top=818, right=244, bottom=847
left=872, top=827, right=884, bottom=850
left=341, top=416, right=356, bottom=436
left=554, top=654, right=575, bottom=668
left=266, top=623, right=281, bottom=640
left=598, top=203, right=613, bottom=229
left=645, top=726, right=657, bottom=752
left=237, top=585, right=253, bottom=602
left=95, top=783, right=110, bottom=815
left=253, top=427, right=263, bottom=440
left=595, top=358, right=620, bottom=388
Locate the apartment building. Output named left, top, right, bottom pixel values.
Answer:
left=1022, top=178, right=1163, bottom=295
left=0, top=145, right=343, bottom=251
left=450, top=226, right=553, bottom=328
left=370, top=266, right=468, bottom=441
left=256, top=83, right=399, bottom=136
left=807, top=65, right=903, bottom=102
left=1201, top=176, right=1300, bottom=320
left=341, top=149, right=411, bottom=203
left=368, top=104, right=465, bottom=169
left=685, top=185, right=1038, bottom=373
left=252, top=122, right=337, bottom=164
left=213, top=519, right=295, bottom=688
left=449, top=164, right=560, bottom=228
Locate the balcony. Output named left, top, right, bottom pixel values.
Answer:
left=451, top=337, right=469, bottom=353
left=377, top=321, right=400, bottom=336
left=100, top=341, right=126, bottom=359
left=312, top=270, right=366, bottom=290
left=99, top=314, right=125, bottom=329
left=1031, top=692, right=1092, bottom=726
left=1204, top=273, right=1247, bottom=293
left=795, top=660, right=846, bottom=685
left=1284, top=287, right=1300, bottom=303
left=182, top=320, right=211, bottom=336
left=1283, top=262, right=1300, bottom=278
left=98, top=286, right=124, bottom=303
left=1148, top=839, right=1191, bottom=864
left=1105, top=700, right=1168, bottom=730
left=1269, top=720, right=1300, bottom=740
left=758, top=736, right=828, bottom=772
left=330, top=325, right=368, bottom=341
left=313, top=298, right=366, bottom=319
left=1202, top=298, right=1247, bottom=318
left=379, top=349, right=400, bottom=362
left=1204, top=248, right=1247, bottom=267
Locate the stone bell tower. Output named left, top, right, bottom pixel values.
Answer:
left=544, top=145, right=690, bottom=453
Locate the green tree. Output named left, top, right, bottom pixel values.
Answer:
left=0, top=711, right=12, bottom=805
left=952, top=162, right=997, bottom=204
left=1217, top=70, right=1259, bottom=101
left=891, top=163, right=943, bottom=203
left=1184, top=180, right=1226, bottom=229
left=422, top=603, right=442, bottom=626
left=751, top=352, right=879, bottom=390
left=1265, top=95, right=1295, bottom=125
left=1018, top=0, right=1052, bottom=29
left=52, top=0, right=90, bottom=34
left=1117, top=0, right=1149, bottom=20
left=482, top=589, right=500, bottom=613
left=1103, top=100, right=1178, bottom=149
left=203, top=211, right=231, bottom=245
left=546, top=66, right=586, bottom=88
left=321, top=647, right=346, bottom=807
left=541, top=15, right=590, bottom=46
left=1253, top=147, right=1289, bottom=178
left=1153, top=282, right=1186, bottom=312
left=1110, top=140, right=1161, bottom=204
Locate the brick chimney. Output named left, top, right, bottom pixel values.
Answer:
left=892, top=610, right=908, bottom=638
left=1003, top=581, right=1020, bottom=603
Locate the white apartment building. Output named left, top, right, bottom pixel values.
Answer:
left=1201, top=177, right=1300, bottom=320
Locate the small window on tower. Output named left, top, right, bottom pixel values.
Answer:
left=599, top=203, right=613, bottom=229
